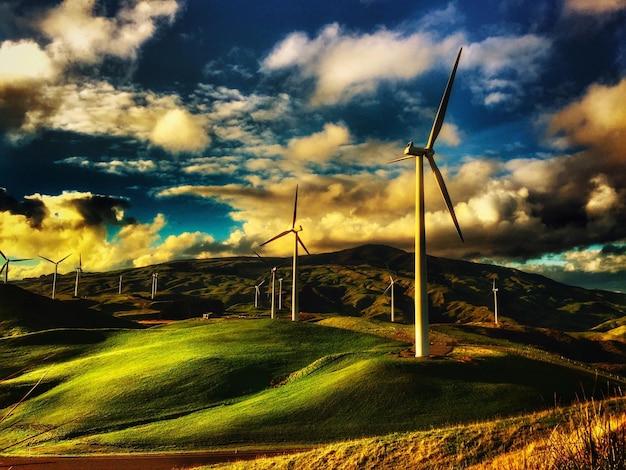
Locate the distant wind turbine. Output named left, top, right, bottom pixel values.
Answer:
left=391, top=47, right=464, bottom=357
left=259, top=185, right=310, bottom=322
left=151, top=272, right=159, bottom=299
left=278, top=277, right=284, bottom=310
left=492, top=277, right=499, bottom=325
left=74, top=254, right=82, bottom=297
left=118, top=274, right=123, bottom=294
left=39, top=253, right=71, bottom=299
left=0, top=250, right=32, bottom=284
left=383, top=274, right=396, bottom=323
left=254, top=279, right=265, bottom=308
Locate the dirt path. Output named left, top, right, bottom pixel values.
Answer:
left=0, top=449, right=304, bottom=469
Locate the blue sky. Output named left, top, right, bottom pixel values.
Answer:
left=1, top=0, right=625, bottom=291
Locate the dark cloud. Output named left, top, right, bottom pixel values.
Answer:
left=68, top=195, right=134, bottom=226
left=0, top=188, right=48, bottom=228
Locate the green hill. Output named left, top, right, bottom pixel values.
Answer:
left=0, top=284, right=139, bottom=336
left=1, top=318, right=624, bottom=455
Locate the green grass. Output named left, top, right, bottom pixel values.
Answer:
left=1, top=318, right=622, bottom=455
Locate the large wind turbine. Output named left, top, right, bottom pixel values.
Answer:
left=392, top=48, right=464, bottom=357
left=259, top=185, right=310, bottom=322
left=39, top=253, right=71, bottom=299
left=0, top=250, right=32, bottom=284
left=74, top=254, right=82, bottom=297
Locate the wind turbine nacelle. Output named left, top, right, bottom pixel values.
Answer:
left=404, top=141, right=431, bottom=157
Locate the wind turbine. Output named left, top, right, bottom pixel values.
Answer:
left=392, top=47, right=464, bottom=357
left=151, top=272, right=159, bottom=299
left=74, top=254, right=82, bottom=297
left=39, top=253, right=71, bottom=299
left=118, top=274, right=123, bottom=294
left=383, top=274, right=396, bottom=323
left=254, top=279, right=265, bottom=308
left=259, top=185, right=310, bottom=321
left=278, top=277, right=284, bottom=310
left=492, top=277, right=499, bottom=325
left=0, top=250, right=32, bottom=284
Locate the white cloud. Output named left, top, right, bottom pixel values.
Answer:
left=0, top=40, right=57, bottom=85
left=564, top=0, right=626, bottom=15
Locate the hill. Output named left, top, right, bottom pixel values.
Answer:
left=0, top=284, right=139, bottom=336
left=16, top=244, right=626, bottom=332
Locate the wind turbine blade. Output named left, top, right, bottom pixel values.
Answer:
left=39, top=256, right=54, bottom=264
left=0, top=250, right=6, bottom=261
left=254, top=251, right=271, bottom=268
left=12, top=258, right=32, bottom=263
left=426, top=47, right=462, bottom=150
left=59, top=253, right=71, bottom=263
left=427, top=155, right=464, bottom=242
left=388, top=155, right=417, bottom=164
left=296, top=234, right=311, bottom=255
left=292, top=185, right=299, bottom=229
left=0, top=263, right=5, bottom=275
left=260, top=230, right=291, bottom=247
left=383, top=284, right=392, bottom=295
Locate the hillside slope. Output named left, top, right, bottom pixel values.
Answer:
left=15, top=244, right=626, bottom=332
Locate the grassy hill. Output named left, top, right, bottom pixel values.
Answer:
left=1, top=318, right=624, bottom=455
left=15, top=244, right=626, bottom=332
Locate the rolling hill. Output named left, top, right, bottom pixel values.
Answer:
left=15, top=244, right=626, bottom=332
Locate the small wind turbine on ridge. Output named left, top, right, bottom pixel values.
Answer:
left=492, top=277, right=499, bottom=325
left=74, top=254, right=82, bottom=297
left=391, top=47, right=464, bottom=357
left=255, top=251, right=282, bottom=319
left=0, top=250, right=32, bottom=284
left=383, top=273, right=396, bottom=323
left=39, top=253, right=71, bottom=299
left=259, top=185, right=310, bottom=321
left=254, top=278, right=265, bottom=308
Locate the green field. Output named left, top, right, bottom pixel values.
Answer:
left=1, top=317, right=623, bottom=455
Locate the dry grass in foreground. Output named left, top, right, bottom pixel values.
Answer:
left=202, top=397, right=626, bottom=470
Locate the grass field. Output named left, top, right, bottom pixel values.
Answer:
left=1, top=317, right=623, bottom=456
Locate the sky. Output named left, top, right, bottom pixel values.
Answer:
left=1, top=0, right=625, bottom=292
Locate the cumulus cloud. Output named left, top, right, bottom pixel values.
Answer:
left=287, top=123, right=350, bottom=161
left=0, top=189, right=229, bottom=279
left=40, top=0, right=179, bottom=64
left=0, top=0, right=211, bottom=154
left=261, top=23, right=464, bottom=105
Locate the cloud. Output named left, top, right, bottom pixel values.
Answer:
left=150, top=108, right=210, bottom=154
left=261, top=23, right=464, bottom=105
left=564, top=0, right=626, bottom=15
left=287, top=123, right=350, bottom=161
left=40, top=0, right=179, bottom=64
left=547, top=78, right=626, bottom=161
left=462, top=35, right=552, bottom=106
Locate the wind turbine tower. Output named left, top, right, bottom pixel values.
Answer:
left=278, top=277, right=283, bottom=310
left=74, top=254, right=82, bottom=297
left=392, top=48, right=464, bottom=357
left=119, top=274, right=123, bottom=294
left=40, top=254, right=71, bottom=299
left=384, top=275, right=396, bottom=322
left=492, top=278, right=499, bottom=325
left=151, top=272, right=159, bottom=299
left=0, top=250, right=32, bottom=284
left=254, top=279, right=265, bottom=308
left=260, top=185, right=310, bottom=321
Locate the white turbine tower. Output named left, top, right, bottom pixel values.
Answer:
left=0, top=250, right=32, bottom=284
left=492, top=277, right=499, bottom=325
left=39, top=253, right=71, bottom=299
left=392, top=48, right=464, bottom=357
left=278, top=277, right=284, bottom=310
left=254, top=279, right=265, bottom=308
left=151, top=272, right=159, bottom=299
left=74, top=254, right=82, bottom=297
left=260, top=185, right=310, bottom=322
left=383, top=274, right=396, bottom=323
left=255, top=252, right=281, bottom=319
left=118, top=274, right=123, bottom=294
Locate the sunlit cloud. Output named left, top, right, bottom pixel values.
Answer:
left=564, top=0, right=626, bottom=15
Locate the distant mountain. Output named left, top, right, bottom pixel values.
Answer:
left=0, top=284, right=139, bottom=336
left=15, top=244, right=626, bottom=332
